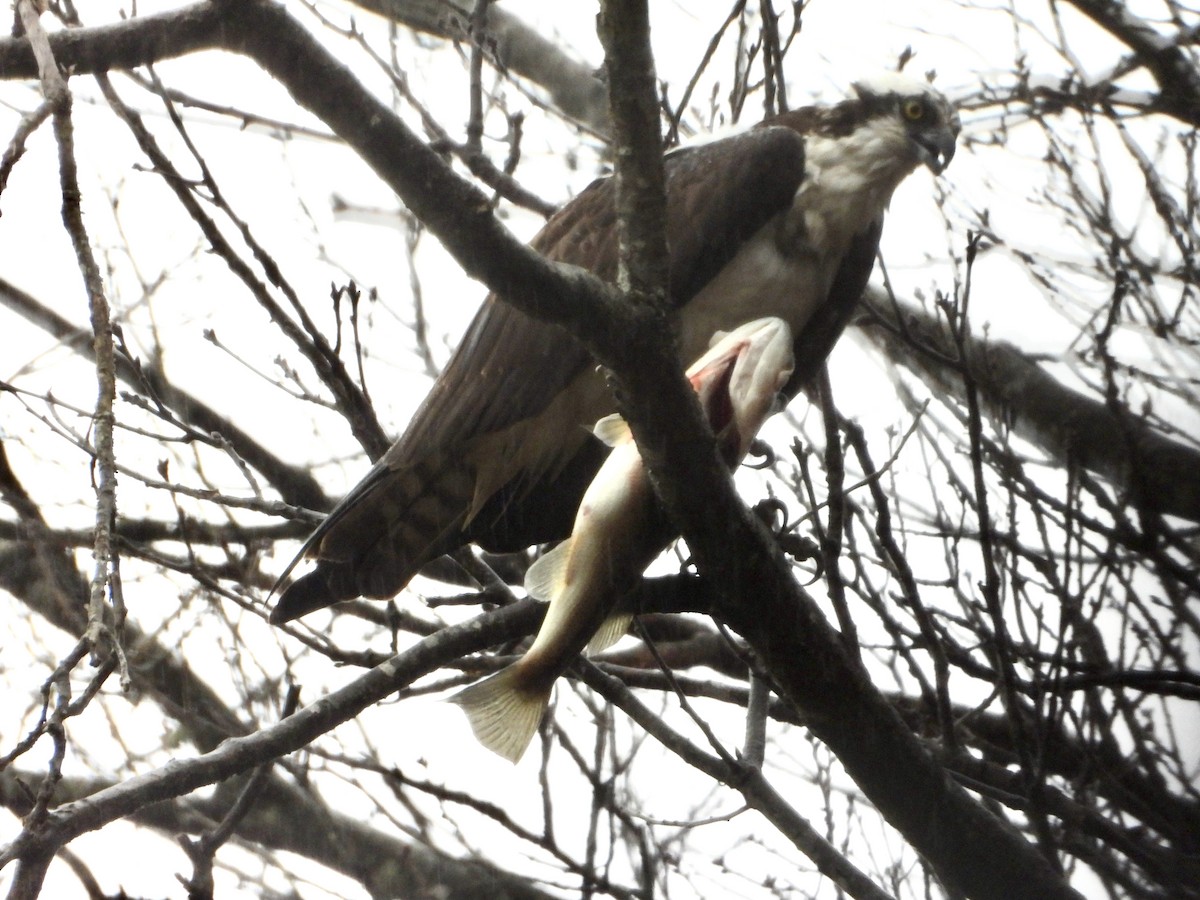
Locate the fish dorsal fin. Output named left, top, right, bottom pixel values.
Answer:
left=586, top=614, right=634, bottom=655
left=593, top=413, right=631, bottom=447
left=524, top=542, right=570, bottom=602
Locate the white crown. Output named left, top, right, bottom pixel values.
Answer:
left=852, top=71, right=940, bottom=99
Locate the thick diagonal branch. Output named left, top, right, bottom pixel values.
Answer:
left=858, top=286, right=1200, bottom=524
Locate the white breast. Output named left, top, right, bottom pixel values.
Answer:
left=678, top=117, right=921, bottom=362
left=678, top=228, right=834, bottom=363
left=798, top=120, right=919, bottom=249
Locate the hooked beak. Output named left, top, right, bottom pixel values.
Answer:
left=915, top=126, right=958, bottom=175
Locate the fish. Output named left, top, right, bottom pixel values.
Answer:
left=450, top=317, right=796, bottom=763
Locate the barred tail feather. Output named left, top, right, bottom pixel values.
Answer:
left=271, top=457, right=476, bottom=621
left=451, top=667, right=550, bottom=764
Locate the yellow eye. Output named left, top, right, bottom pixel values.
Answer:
left=902, top=98, right=925, bottom=121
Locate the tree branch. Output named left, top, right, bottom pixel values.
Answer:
left=349, top=0, right=609, bottom=134
left=0, top=598, right=544, bottom=871
left=857, top=286, right=1200, bottom=524
left=0, top=3, right=224, bottom=78
left=1063, top=0, right=1200, bottom=127
left=0, top=768, right=559, bottom=900
left=0, top=276, right=329, bottom=511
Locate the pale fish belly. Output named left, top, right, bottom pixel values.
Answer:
left=677, top=227, right=836, bottom=363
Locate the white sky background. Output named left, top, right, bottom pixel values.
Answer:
left=0, top=0, right=1196, bottom=897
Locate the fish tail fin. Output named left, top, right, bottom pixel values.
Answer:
left=451, top=666, right=551, bottom=764
left=586, top=614, right=633, bottom=655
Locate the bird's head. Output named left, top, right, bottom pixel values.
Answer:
left=851, top=73, right=960, bottom=175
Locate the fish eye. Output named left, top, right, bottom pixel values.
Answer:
left=902, top=98, right=926, bottom=121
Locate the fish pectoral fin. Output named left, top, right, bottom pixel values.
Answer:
left=524, top=542, right=570, bottom=601
left=450, top=666, right=550, bottom=764
left=592, top=413, right=631, bottom=447
left=585, top=613, right=634, bottom=655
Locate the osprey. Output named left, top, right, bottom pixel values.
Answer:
left=271, top=74, right=959, bottom=623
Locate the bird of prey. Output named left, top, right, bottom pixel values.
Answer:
left=270, top=73, right=959, bottom=624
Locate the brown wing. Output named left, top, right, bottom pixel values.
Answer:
left=271, top=126, right=812, bottom=622
left=389, top=125, right=811, bottom=458
left=783, top=216, right=882, bottom=395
